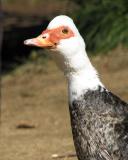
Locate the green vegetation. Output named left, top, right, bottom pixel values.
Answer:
left=3, top=0, right=128, bottom=53
left=3, top=0, right=67, bottom=5
left=72, top=0, right=128, bottom=53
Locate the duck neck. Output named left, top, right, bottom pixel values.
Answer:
left=62, top=49, right=104, bottom=102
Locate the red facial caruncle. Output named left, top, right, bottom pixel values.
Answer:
left=24, top=26, right=74, bottom=49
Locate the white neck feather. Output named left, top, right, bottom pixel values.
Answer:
left=66, top=50, right=104, bottom=102
left=52, top=47, right=104, bottom=103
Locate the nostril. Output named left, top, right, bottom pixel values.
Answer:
left=41, top=33, right=49, bottom=39
left=42, top=36, right=46, bottom=39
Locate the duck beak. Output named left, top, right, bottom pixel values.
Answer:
left=24, top=35, right=55, bottom=49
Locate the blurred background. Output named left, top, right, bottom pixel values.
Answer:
left=1, top=0, right=128, bottom=160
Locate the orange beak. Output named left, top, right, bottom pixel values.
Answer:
left=24, top=26, right=74, bottom=49
left=24, top=35, right=55, bottom=49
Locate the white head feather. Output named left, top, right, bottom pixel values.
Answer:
left=47, top=15, right=104, bottom=103
left=48, top=15, right=80, bottom=35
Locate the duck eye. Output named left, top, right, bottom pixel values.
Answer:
left=62, top=28, right=68, bottom=34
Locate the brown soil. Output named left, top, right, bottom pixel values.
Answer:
left=1, top=46, right=128, bottom=160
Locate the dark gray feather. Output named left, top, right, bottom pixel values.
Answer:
left=69, top=86, right=128, bottom=160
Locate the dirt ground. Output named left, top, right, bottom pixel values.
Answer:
left=1, top=47, right=128, bottom=160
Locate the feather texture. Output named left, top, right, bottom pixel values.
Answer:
left=69, top=86, right=128, bottom=160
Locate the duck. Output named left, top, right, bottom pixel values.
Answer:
left=24, top=15, right=128, bottom=160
